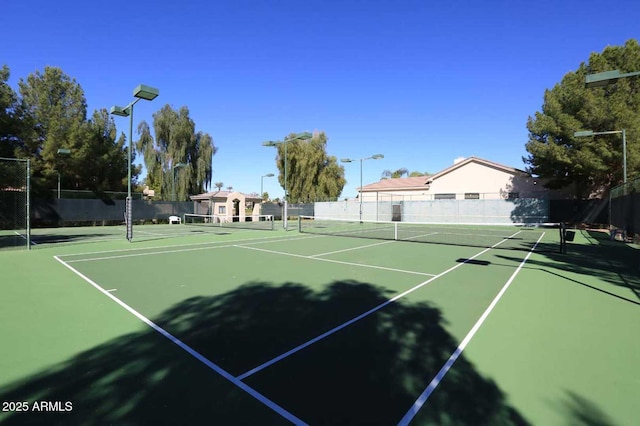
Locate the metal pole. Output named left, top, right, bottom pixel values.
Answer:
left=622, top=129, right=627, bottom=183
left=57, top=172, right=61, bottom=199
left=173, top=167, right=176, bottom=202
left=26, top=159, right=31, bottom=250
left=128, top=104, right=133, bottom=199
left=359, top=158, right=363, bottom=222
left=284, top=140, right=288, bottom=230
left=126, top=102, right=135, bottom=242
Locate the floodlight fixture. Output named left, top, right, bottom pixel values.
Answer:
left=133, top=84, right=159, bottom=101
left=585, top=69, right=640, bottom=88
left=109, top=106, right=130, bottom=117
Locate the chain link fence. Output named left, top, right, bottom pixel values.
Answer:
left=0, top=157, right=30, bottom=250
left=610, top=177, right=640, bottom=239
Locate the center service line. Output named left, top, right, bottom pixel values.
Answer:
left=235, top=231, right=522, bottom=381
left=397, top=232, right=544, bottom=425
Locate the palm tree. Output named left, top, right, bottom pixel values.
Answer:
left=381, top=168, right=409, bottom=179
left=214, top=182, right=223, bottom=191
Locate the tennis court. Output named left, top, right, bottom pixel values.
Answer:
left=1, top=219, right=639, bottom=425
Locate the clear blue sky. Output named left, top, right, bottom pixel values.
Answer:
left=3, top=0, right=639, bottom=199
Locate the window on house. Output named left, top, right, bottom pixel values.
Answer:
left=464, top=193, right=480, bottom=199
left=434, top=193, right=456, bottom=200
left=218, top=206, right=226, bottom=214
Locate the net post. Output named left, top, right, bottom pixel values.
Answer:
left=394, top=222, right=398, bottom=240
left=125, top=196, right=133, bottom=242
left=298, top=215, right=302, bottom=232
left=26, top=159, right=31, bottom=250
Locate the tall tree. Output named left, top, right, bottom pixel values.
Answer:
left=13, top=67, right=132, bottom=195
left=0, top=65, right=19, bottom=158
left=137, top=104, right=216, bottom=200
left=524, top=39, right=640, bottom=198
left=272, top=131, right=346, bottom=202
left=16, top=66, right=88, bottom=194
left=78, top=109, right=130, bottom=192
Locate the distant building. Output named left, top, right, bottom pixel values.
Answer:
left=359, top=157, right=549, bottom=201
left=190, top=190, right=263, bottom=221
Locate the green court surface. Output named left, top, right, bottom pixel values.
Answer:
left=1, top=224, right=639, bottom=425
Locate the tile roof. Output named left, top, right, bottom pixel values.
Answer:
left=360, top=176, right=430, bottom=191
left=361, top=156, right=529, bottom=192
left=190, top=190, right=262, bottom=201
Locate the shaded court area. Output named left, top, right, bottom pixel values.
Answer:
left=1, top=225, right=639, bottom=425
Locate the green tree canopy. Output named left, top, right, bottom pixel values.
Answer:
left=0, top=65, right=19, bottom=158
left=7, top=66, right=132, bottom=196
left=524, top=39, right=640, bottom=198
left=272, top=131, right=345, bottom=202
left=137, top=104, right=216, bottom=201
left=15, top=66, right=87, bottom=193
left=77, top=109, right=129, bottom=192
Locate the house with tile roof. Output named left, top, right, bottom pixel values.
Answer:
left=358, top=156, right=546, bottom=202
left=190, top=190, right=263, bottom=221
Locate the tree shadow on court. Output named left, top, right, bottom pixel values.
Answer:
left=0, top=280, right=530, bottom=425
left=495, top=228, right=640, bottom=304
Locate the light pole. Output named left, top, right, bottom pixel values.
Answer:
left=584, top=68, right=639, bottom=183
left=341, top=154, right=384, bottom=222
left=263, top=132, right=312, bottom=230
left=110, top=84, right=159, bottom=241
left=56, top=148, right=71, bottom=199
left=172, top=163, right=187, bottom=202
left=574, top=129, right=627, bottom=183
left=261, top=173, right=274, bottom=201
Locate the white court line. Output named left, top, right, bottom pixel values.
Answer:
left=236, top=245, right=437, bottom=277
left=235, top=230, right=522, bottom=381
left=309, top=240, right=395, bottom=257
left=400, top=232, right=439, bottom=241
left=397, top=232, right=545, bottom=425
left=57, top=232, right=319, bottom=259
left=66, top=243, right=245, bottom=262
left=53, top=255, right=307, bottom=425
left=14, top=231, right=38, bottom=245
left=63, top=235, right=322, bottom=263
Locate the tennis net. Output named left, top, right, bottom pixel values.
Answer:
left=298, top=216, right=563, bottom=252
left=183, top=214, right=274, bottom=231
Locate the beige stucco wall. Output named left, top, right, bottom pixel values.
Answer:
left=361, top=161, right=543, bottom=201
left=428, top=162, right=539, bottom=198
